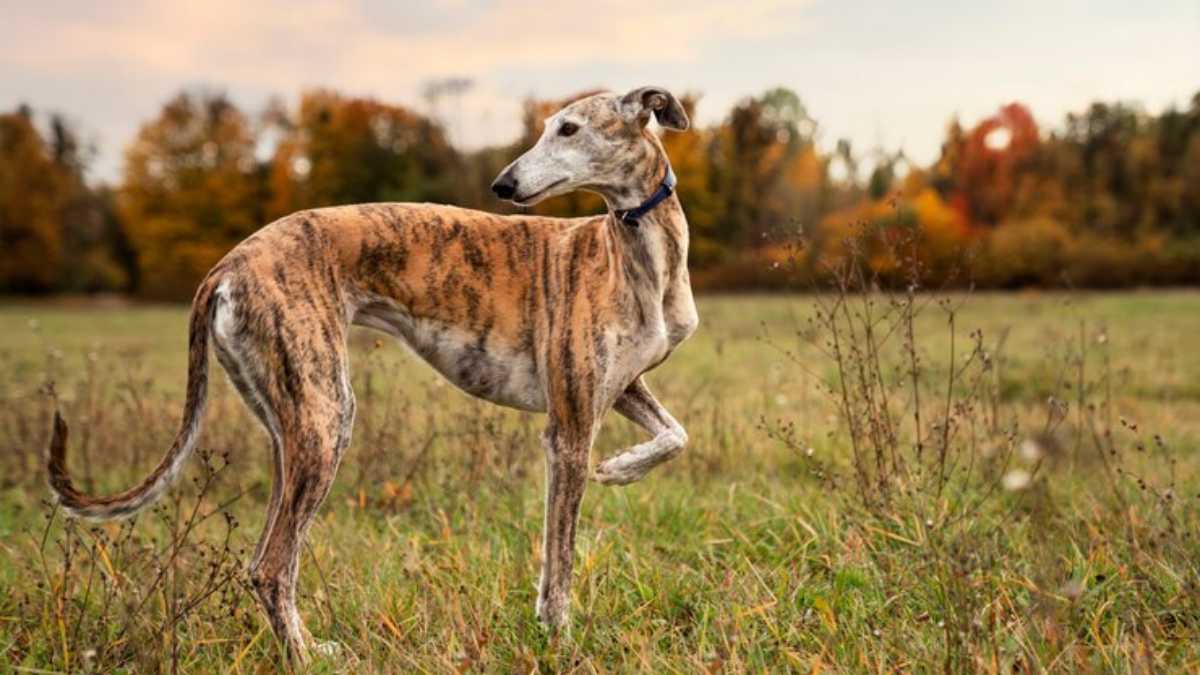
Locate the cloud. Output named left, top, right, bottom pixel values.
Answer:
left=4, top=1, right=1194, bottom=184
left=0, top=0, right=807, bottom=174
left=3, top=1, right=804, bottom=90
left=2, top=0, right=805, bottom=163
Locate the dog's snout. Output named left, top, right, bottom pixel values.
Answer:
left=491, top=172, right=518, bottom=200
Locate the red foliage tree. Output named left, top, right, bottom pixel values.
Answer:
left=937, top=102, right=1040, bottom=227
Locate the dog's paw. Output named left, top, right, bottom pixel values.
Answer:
left=312, top=640, right=359, bottom=669
left=313, top=641, right=341, bottom=657
left=535, top=595, right=572, bottom=633
left=591, top=456, right=641, bottom=485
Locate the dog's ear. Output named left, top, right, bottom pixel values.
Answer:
left=620, top=86, right=689, bottom=132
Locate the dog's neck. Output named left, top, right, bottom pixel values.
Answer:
left=599, top=148, right=672, bottom=213
left=599, top=146, right=689, bottom=300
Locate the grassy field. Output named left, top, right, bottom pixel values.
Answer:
left=1, top=292, right=1198, bottom=672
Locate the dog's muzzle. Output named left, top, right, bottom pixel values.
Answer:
left=491, top=171, right=518, bottom=200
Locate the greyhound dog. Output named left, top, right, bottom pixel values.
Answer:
left=47, top=86, right=698, bottom=662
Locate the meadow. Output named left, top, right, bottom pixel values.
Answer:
left=1, top=291, right=1198, bottom=673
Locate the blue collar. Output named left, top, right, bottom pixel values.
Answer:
left=613, top=164, right=676, bottom=227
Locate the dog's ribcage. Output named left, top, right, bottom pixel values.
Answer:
left=353, top=298, right=547, bottom=411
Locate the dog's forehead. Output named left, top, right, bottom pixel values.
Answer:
left=561, top=93, right=620, bottom=123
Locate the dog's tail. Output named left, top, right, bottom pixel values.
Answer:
left=48, top=275, right=221, bottom=520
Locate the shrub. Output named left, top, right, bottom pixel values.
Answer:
left=976, top=217, right=1073, bottom=287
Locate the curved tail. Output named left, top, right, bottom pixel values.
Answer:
left=47, top=276, right=221, bottom=520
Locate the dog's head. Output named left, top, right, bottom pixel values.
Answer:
left=491, top=86, right=689, bottom=206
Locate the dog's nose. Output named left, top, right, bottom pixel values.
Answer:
left=491, top=172, right=518, bottom=200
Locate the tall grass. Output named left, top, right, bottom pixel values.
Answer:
left=761, top=220, right=1198, bottom=671
left=0, top=273, right=1197, bottom=670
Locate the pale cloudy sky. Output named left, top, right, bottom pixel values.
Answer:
left=2, top=0, right=1197, bottom=183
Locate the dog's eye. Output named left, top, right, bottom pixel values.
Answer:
left=558, top=122, right=579, bottom=137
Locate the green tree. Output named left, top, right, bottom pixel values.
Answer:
left=711, top=87, right=822, bottom=244
left=266, top=90, right=461, bottom=220
left=49, top=114, right=136, bottom=292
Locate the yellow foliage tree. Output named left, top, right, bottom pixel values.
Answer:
left=0, top=108, right=68, bottom=291
left=815, top=170, right=969, bottom=283
left=120, top=92, right=261, bottom=299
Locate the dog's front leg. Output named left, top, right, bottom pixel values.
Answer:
left=593, top=377, right=688, bottom=485
left=536, top=419, right=592, bottom=630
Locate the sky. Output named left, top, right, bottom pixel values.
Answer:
left=2, top=0, right=1197, bottom=184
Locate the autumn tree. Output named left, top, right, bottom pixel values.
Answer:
left=265, top=90, right=461, bottom=220
left=934, top=102, right=1040, bottom=227
left=0, top=106, right=69, bottom=291
left=0, top=107, right=130, bottom=293
left=120, top=91, right=263, bottom=299
left=1052, top=98, right=1200, bottom=237
left=659, top=94, right=725, bottom=264
left=711, top=87, right=822, bottom=244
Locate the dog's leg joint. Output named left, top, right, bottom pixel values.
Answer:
left=593, top=378, right=688, bottom=486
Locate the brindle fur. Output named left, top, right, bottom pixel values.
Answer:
left=47, top=87, right=698, bottom=663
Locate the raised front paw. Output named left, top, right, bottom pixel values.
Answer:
left=592, top=455, right=643, bottom=485
left=592, top=430, right=686, bottom=486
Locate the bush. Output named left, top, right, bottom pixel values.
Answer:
left=977, top=217, right=1074, bottom=287
left=1062, top=232, right=1151, bottom=287
left=978, top=224, right=1200, bottom=289
left=1153, top=236, right=1200, bottom=284
left=690, top=245, right=794, bottom=291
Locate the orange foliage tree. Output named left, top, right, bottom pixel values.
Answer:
left=120, top=92, right=262, bottom=300
left=0, top=107, right=69, bottom=291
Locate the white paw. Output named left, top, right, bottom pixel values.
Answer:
left=536, top=599, right=571, bottom=633
left=313, top=640, right=341, bottom=656
left=592, top=457, right=641, bottom=485
left=313, top=640, right=358, bottom=667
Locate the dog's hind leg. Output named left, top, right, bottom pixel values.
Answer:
left=592, top=377, right=687, bottom=486
left=248, top=414, right=348, bottom=662
left=212, top=286, right=355, bottom=663
left=248, top=357, right=353, bottom=663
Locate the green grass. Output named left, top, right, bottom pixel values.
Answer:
left=1, top=292, right=1198, bottom=672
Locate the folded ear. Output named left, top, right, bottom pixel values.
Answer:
left=620, top=86, right=690, bottom=131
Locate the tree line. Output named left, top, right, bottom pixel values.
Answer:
left=2, top=87, right=1198, bottom=298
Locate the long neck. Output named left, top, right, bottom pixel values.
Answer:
left=599, top=147, right=670, bottom=212
left=599, top=146, right=689, bottom=297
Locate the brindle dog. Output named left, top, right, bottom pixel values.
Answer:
left=47, top=86, right=698, bottom=662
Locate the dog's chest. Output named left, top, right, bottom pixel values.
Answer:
left=609, top=290, right=699, bottom=380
